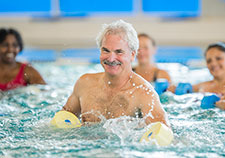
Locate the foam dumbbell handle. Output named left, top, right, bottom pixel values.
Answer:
left=154, top=80, right=169, bottom=95
left=175, top=83, right=193, bottom=95
left=200, top=94, right=220, bottom=109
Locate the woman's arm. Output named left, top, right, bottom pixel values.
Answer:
left=24, top=64, right=46, bottom=85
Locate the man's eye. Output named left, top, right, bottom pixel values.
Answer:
left=115, top=50, right=123, bottom=54
left=102, top=48, right=110, bottom=53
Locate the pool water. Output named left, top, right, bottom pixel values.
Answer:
left=0, top=63, right=224, bottom=158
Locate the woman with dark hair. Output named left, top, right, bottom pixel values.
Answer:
left=0, top=28, right=46, bottom=91
left=193, top=42, right=225, bottom=110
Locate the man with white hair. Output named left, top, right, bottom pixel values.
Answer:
left=62, top=20, right=169, bottom=126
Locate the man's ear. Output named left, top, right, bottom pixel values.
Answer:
left=131, top=51, right=136, bottom=62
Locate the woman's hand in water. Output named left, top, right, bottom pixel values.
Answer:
left=215, top=95, right=225, bottom=110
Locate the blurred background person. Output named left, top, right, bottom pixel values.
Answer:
left=133, top=33, right=171, bottom=83
left=193, top=42, right=225, bottom=94
left=0, top=28, right=46, bottom=91
left=193, top=42, right=225, bottom=110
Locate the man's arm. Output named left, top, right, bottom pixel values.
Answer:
left=139, top=89, right=170, bottom=127
left=62, top=78, right=82, bottom=117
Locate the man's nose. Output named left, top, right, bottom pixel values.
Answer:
left=107, top=52, right=117, bottom=61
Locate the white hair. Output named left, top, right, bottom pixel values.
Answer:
left=96, top=19, right=139, bottom=55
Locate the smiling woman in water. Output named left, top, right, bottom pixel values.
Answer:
left=0, top=28, right=46, bottom=91
left=192, top=42, right=225, bottom=110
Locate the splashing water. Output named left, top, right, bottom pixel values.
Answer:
left=0, top=63, right=224, bottom=158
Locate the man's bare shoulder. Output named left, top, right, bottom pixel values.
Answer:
left=76, top=72, right=103, bottom=87
left=132, top=73, right=158, bottom=101
left=79, top=72, right=103, bottom=80
left=74, top=72, right=103, bottom=95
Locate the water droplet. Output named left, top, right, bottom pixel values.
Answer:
left=133, top=83, right=135, bottom=86
left=108, top=81, right=111, bottom=85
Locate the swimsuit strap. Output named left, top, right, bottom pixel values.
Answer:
left=153, top=68, right=159, bottom=82
left=0, top=63, right=27, bottom=91
left=14, top=63, right=27, bottom=83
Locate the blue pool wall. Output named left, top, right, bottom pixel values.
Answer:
left=0, top=0, right=201, bottom=18
left=17, top=46, right=204, bottom=65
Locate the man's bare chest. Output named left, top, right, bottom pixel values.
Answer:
left=79, top=90, right=137, bottom=121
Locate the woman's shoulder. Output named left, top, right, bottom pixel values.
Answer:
left=22, top=62, right=37, bottom=73
left=15, top=62, right=29, bottom=71
left=192, top=80, right=213, bottom=92
left=194, top=80, right=212, bottom=86
left=132, top=72, right=154, bottom=89
left=156, top=67, right=171, bottom=82
left=156, top=67, right=168, bottom=74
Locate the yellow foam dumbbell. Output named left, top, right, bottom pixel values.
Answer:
left=51, top=111, right=81, bottom=128
left=140, top=122, right=173, bottom=146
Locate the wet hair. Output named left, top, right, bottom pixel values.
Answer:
left=138, top=33, right=156, bottom=47
left=96, top=20, right=139, bottom=55
left=0, top=28, right=23, bottom=52
left=205, top=42, right=225, bottom=56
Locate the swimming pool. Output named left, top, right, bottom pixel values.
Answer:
left=0, top=62, right=224, bottom=158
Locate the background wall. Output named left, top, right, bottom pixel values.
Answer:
left=0, top=0, right=224, bottom=50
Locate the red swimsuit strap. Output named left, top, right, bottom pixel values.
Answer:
left=0, top=63, right=27, bottom=91
left=14, top=63, right=27, bottom=83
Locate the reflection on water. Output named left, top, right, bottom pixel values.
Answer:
left=0, top=63, right=224, bottom=158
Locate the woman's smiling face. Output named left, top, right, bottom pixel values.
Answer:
left=205, top=47, right=225, bottom=79
left=0, top=34, right=20, bottom=64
